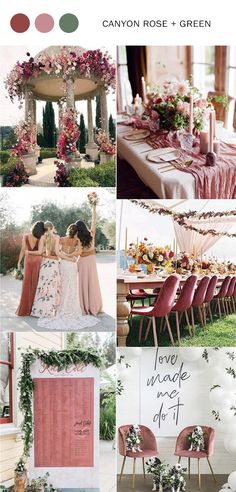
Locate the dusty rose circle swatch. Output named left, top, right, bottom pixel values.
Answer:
left=10, top=13, right=30, bottom=33
left=35, top=13, right=54, bottom=33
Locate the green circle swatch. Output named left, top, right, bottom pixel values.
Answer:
left=59, top=13, right=79, bottom=33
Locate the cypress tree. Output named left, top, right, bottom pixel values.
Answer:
left=95, top=95, right=101, bottom=130
left=109, top=114, right=116, bottom=141
left=79, top=113, right=86, bottom=153
left=43, top=102, right=56, bottom=148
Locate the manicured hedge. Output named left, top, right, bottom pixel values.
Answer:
left=40, top=148, right=57, bottom=159
left=69, top=161, right=115, bottom=187
left=0, top=151, right=10, bottom=164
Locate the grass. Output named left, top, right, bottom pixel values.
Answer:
left=126, top=300, right=236, bottom=347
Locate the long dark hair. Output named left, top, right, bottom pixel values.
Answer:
left=31, top=221, right=45, bottom=239
left=75, top=220, right=93, bottom=248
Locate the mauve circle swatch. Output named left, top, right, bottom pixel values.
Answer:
left=10, top=13, right=30, bottom=33
left=35, top=13, right=54, bottom=33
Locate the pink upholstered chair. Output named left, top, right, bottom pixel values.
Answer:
left=203, top=275, right=218, bottom=323
left=131, top=275, right=180, bottom=346
left=225, top=277, right=236, bottom=314
left=168, top=275, right=198, bottom=343
left=127, top=289, right=148, bottom=307
left=118, top=424, right=158, bottom=488
left=214, top=276, right=231, bottom=317
left=174, top=426, right=216, bottom=489
left=191, top=277, right=210, bottom=332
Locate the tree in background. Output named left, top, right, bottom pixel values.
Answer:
left=95, top=95, right=101, bottom=130
left=43, top=102, right=56, bottom=148
left=31, top=201, right=110, bottom=249
left=102, top=221, right=116, bottom=249
left=78, top=113, right=86, bottom=153
left=109, top=114, right=116, bottom=142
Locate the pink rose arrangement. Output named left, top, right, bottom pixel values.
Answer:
left=145, top=80, right=211, bottom=132
left=5, top=48, right=116, bottom=104
left=87, top=192, right=99, bottom=207
left=11, top=120, right=36, bottom=157
left=57, top=108, right=80, bottom=162
left=96, top=130, right=116, bottom=155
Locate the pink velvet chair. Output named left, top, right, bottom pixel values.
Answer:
left=118, top=424, right=159, bottom=488
left=174, top=425, right=216, bottom=489
left=131, top=274, right=180, bottom=346
left=168, top=275, right=198, bottom=343
left=225, top=277, right=236, bottom=314
left=191, top=277, right=210, bottom=332
left=214, top=276, right=231, bottom=317
left=203, top=275, right=218, bottom=323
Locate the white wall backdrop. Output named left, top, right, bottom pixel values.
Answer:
left=117, top=348, right=236, bottom=475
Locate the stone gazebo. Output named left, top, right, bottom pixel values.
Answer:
left=6, top=46, right=115, bottom=175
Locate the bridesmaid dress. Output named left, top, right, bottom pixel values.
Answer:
left=16, top=236, right=42, bottom=316
left=78, top=237, right=102, bottom=316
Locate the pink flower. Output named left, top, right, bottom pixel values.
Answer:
left=150, top=110, right=159, bottom=121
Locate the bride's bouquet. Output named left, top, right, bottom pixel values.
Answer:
left=87, top=192, right=99, bottom=207
left=13, top=268, right=24, bottom=280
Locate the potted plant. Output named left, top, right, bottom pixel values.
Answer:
left=30, top=472, right=50, bottom=492
left=14, top=458, right=27, bottom=492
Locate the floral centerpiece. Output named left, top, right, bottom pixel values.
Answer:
left=96, top=130, right=116, bottom=156
left=57, top=108, right=80, bottom=161
left=127, top=238, right=174, bottom=271
left=177, top=252, right=236, bottom=275
left=14, top=458, right=27, bottom=492
left=5, top=48, right=116, bottom=105
left=145, top=80, right=211, bottom=132
left=11, top=120, right=36, bottom=157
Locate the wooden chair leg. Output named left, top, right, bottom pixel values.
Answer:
left=188, top=457, right=190, bottom=479
left=198, top=306, right=204, bottom=328
left=198, top=458, right=201, bottom=489
left=207, top=457, right=216, bottom=483
left=144, top=317, right=152, bottom=341
left=152, top=316, right=158, bottom=347
left=175, top=311, right=181, bottom=344
left=160, top=317, right=165, bottom=332
left=208, top=303, right=213, bottom=323
left=222, top=298, right=226, bottom=316
left=119, top=456, right=126, bottom=481
left=191, top=306, right=195, bottom=334
left=217, top=298, right=221, bottom=317
left=132, top=457, right=136, bottom=489
left=185, top=310, right=192, bottom=337
left=138, top=317, right=144, bottom=343
left=142, top=457, right=146, bottom=479
left=165, top=315, right=175, bottom=346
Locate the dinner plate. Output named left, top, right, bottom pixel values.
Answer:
left=124, top=129, right=150, bottom=141
left=147, top=148, right=181, bottom=163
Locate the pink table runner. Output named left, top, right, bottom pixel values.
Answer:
left=118, top=119, right=236, bottom=198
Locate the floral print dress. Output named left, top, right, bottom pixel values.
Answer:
left=31, top=258, right=61, bottom=320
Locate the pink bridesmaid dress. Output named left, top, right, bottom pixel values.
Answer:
left=16, top=236, right=42, bottom=316
left=78, top=240, right=102, bottom=316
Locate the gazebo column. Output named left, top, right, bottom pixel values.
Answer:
left=100, top=86, right=109, bottom=136
left=23, top=86, right=37, bottom=176
left=32, top=97, right=40, bottom=161
left=85, top=97, right=98, bottom=161
left=65, top=78, right=75, bottom=109
left=57, top=99, right=64, bottom=133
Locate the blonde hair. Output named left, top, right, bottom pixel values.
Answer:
left=44, top=221, right=55, bottom=256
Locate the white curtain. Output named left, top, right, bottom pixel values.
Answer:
left=174, top=217, right=236, bottom=256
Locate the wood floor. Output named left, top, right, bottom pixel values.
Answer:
left=117, top=474, right=227, bottom=492
left=117, top=158, right=158, bottom=199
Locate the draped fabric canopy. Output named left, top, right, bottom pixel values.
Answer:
left=174, top=217, right=236, bottom=256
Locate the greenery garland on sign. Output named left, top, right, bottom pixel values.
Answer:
left=18, top=348, right=103, bottom=463
left=130, top=200, right=236, bottom=238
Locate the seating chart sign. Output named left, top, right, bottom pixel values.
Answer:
left=29, top=360, right=100, bottom=490
left=140, top=348, right=210, bottom=436
left=34, top=378, right=94, bottom=467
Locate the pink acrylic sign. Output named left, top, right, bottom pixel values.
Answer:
left=33, top=378, right=94, bottom=467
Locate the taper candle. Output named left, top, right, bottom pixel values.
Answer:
left=141, top=76, right=147, bottom=103
left=189, top=94, right=194, bottom=135
left=209, top=111, right=214, bottom=153
left=136, top=237, right=139, bottom=264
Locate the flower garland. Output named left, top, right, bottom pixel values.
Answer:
left=5, top=48, right=116, bottom=104
left=96, top=130, right=116, bottom=155
left=130, top=200, right=236, bottom=238
left=18, top=348, right=103, bottom=461
left=11, top=120, right=36, bottom=157
left=57, top=108, right=80, bottom=161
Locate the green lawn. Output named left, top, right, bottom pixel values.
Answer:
left=126, top=303, right=236, bottom=347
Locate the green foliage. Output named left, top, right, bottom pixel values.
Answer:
left=0, top=157, right=29, bottom=187
left=71, top=176, right=99, bottom=187
left=102, top=221, right=116, bottom=249
left=95, top=95, right=101, bottom=130
left=66, top=332, right=115, bottom=369
left=211, top=94, right=229, bottom=110
left=40, top=149, right=57, bottom=159
left=0, top=126, right=17, bottom=150
left=18, top=348, right=103, bottom=461
left=100, top=371, right=116, bottom=440
left=78, top=113, right=86, bottom=153
left=43, top=102, right=56, bottom=148
left=109, top=114, right=116, bottom=141
left=0, top=150, right=10, bottom=164
left=69, top=162, right=115, bottom=187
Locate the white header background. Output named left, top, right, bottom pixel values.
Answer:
left=0, top=0, right=235, bottom=46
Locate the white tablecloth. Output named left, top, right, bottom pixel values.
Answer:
left=118, top=124, right=236, bottom=199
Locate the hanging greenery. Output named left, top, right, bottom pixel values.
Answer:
left=18, top=348, right=103, bottom=461
left=130, top=200, right=236, bottom=238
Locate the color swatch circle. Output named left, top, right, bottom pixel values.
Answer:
left=35, top=13, right=54, bottom=33
left=59, top=13, right=79, bottom=33
left=10, top=13, right=30, bottom=33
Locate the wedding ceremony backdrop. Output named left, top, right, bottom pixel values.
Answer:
left=117, top=347, right=236, bottom=475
